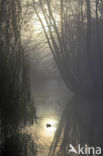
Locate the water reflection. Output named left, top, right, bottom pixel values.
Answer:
left=42, top=118, right=57, bottom=137
left=29, top=79, right=71, bottom=156
left=25, top=116, right=58, bottom=156
left=49, top=96, right=103, bottom=156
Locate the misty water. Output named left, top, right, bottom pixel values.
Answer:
left=30, top=78, right=72, bottom=156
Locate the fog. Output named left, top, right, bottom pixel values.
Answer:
left=1, top=0, right=103, bottom=156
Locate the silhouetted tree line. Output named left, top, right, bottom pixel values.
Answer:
left=33, top=0, right=103, bottom=155
left=0, top=0, right=36, bottom=155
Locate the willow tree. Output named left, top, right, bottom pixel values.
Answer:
left=33, top=0, right=103, bottom=155
left=0, top=0, right=36, bottom=155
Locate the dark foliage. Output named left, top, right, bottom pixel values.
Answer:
left=1, top=133, right=37, bottom=156
left=0, top=0, right=36, bottom=155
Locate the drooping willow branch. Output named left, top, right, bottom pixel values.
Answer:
left=33, top=0, right=81, bottom=93
left=33, top=0, right=103, bottom=97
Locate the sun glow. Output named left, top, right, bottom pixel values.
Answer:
left=34, top=13, right=49, bottom=32
left=33, top=12, right=60, bottom=33
left=43, top=118, right=57, bottom=137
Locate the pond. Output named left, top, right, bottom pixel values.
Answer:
left=29, top=79, right=72, bottom=156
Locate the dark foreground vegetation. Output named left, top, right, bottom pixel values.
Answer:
left=0, top=0, right=36, bottom=155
